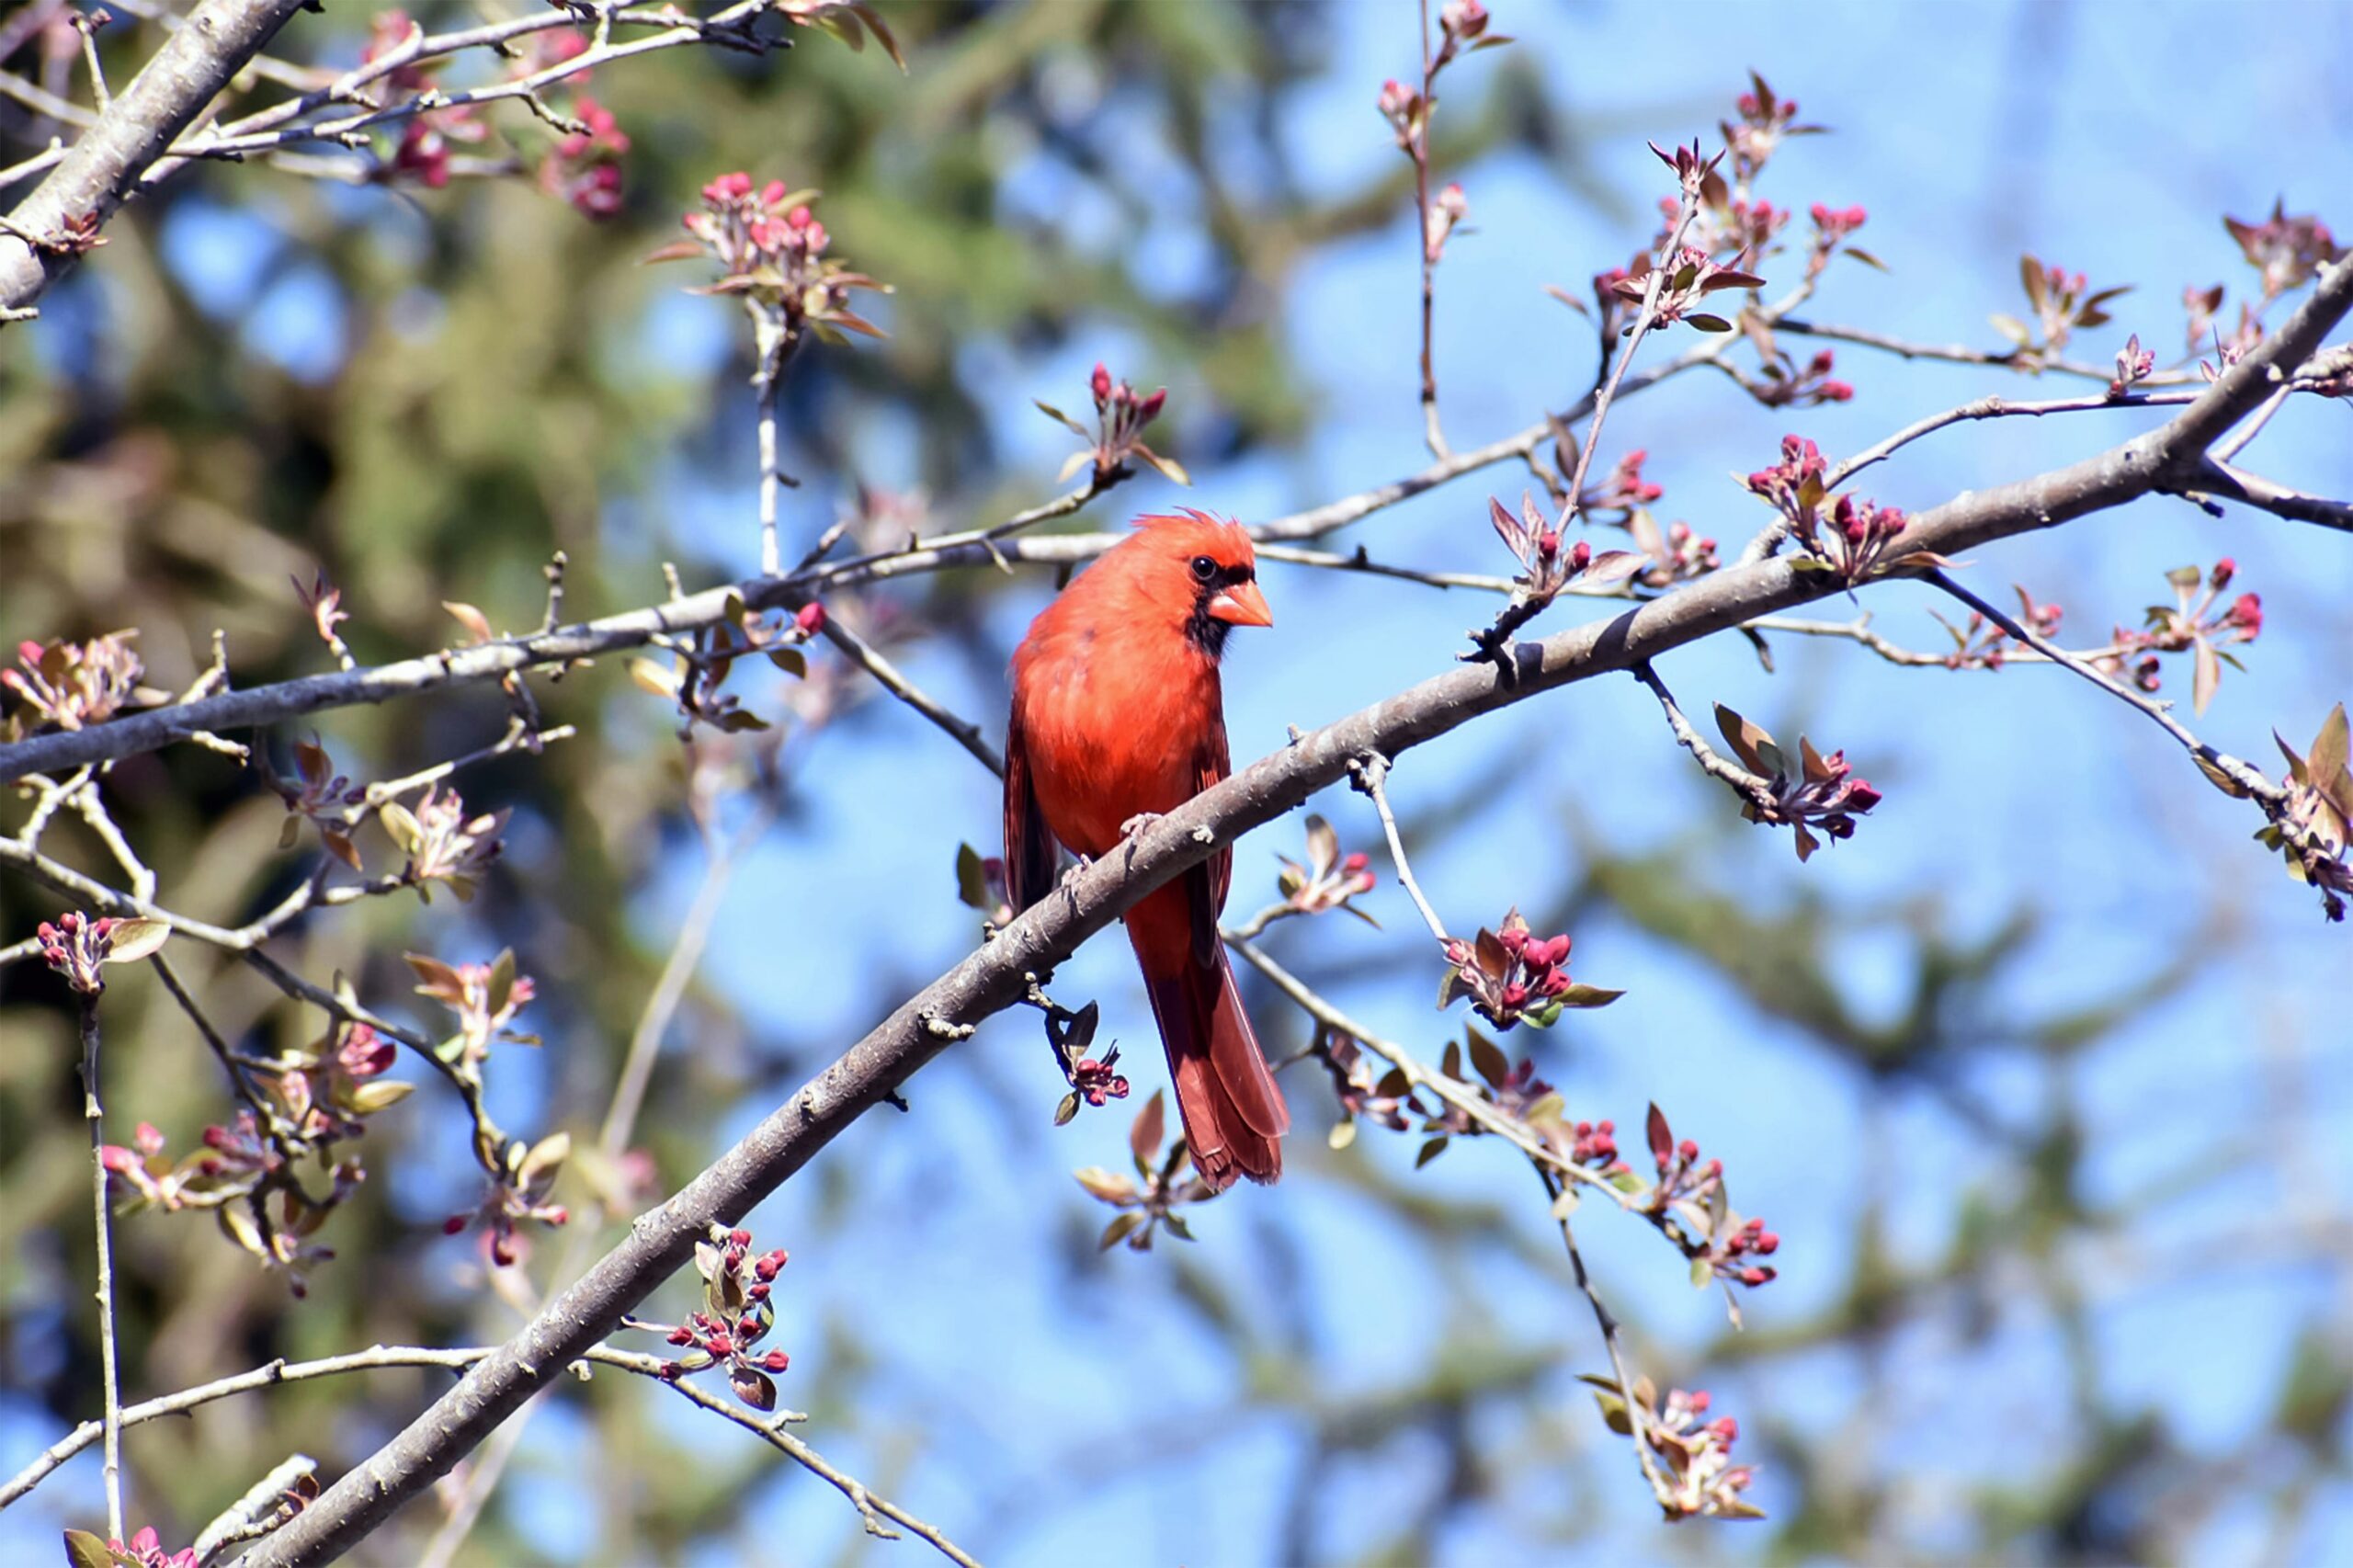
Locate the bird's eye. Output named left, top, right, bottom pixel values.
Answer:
left=1189, top=554, right=1217, bottom=582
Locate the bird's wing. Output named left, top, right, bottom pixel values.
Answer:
left=1003, top=706, right=1058, bottom=915
left=1185, top=713, right=1233, bottom=968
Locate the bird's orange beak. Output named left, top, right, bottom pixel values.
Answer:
left=1206, top=578, right=1273, bottom=628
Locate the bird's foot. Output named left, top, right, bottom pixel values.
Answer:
left=1119, top=812, right=1163, bottom=841
left=1058, top=853, right=1095, bottom=891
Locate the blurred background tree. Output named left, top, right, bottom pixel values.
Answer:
left=3, top=2, right=2349, bottom=1564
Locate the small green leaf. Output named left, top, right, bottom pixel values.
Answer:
left=102, top=917, right=170, bottom=964
left=347, top=1080, right=415, bottom=1115
left=954, top=843, right=990, bottom=910
left=61, top=1528, right=120, bottom=1568
left=1466, top=1025, right=1509, bottom=1090
left=1130, top=1089, right=1165, bottom=1165
left=1098, top=1211, right=1145, bottom=1251
left=487, top=948, right=516, bottom=1017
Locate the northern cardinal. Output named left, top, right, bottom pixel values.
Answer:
left=1005, top=510, right=1289, bottom=1189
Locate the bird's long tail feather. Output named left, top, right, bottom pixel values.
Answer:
left=1134, top=931, right=1287, bottom=1191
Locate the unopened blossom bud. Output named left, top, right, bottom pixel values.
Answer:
left=443, top=1214, right=469, bottom=1235
left=785, top=204, right=813, bottom=229
left=1137, top=387, right=1167, bottom=422
left=763, top=1349, right=790, bottom=1371
left=1568, top=540, right=1592, bottom=573
left=2230, top=592, right=2262, bottom=636
left=2211, top=558, right=2235, bottom=589
left=1844, top=780, right=1883, bottom=812
left=1378, top=78, right=1411, bottom=120
left=1677, top=1138, right=1699, bottom=1162
left=1495, top=926, right=1526, bottom=956
left=1440, top=0, right=1487, bottom=39
left=1500, top=981, right=1528, bottom=1009
left=1091, top=361, right=1112, bottom=403
left=794, top=601, right=827, bottom=636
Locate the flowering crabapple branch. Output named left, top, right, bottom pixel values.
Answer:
left=1220, top=932, right=1765, bottom=1516
left=227, top=231, right=2353, bottom=1560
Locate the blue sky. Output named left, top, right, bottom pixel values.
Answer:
left=8, top=2, right=2353, bottom=1563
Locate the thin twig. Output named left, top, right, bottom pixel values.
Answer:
left=1824, top=388, right=2199, bottom=491
left=1629, top=661, right=1772, bottom=805
left=1774, top=316, right=2146, bottom=385
left=752, top=311, right=794, bottom=579
left=77, top=988, right=125, bottom=1541
left=813, top=612, right=1005, bottom=778
left=1347, top=753, right=1447, bottom=942
left=1411, top=0, right=1447, bottom=460
left=1536, top=1165, right=1676, bottom=1508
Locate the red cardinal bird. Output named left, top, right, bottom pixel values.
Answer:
left=1005, top=510, right=1289, bottom=1189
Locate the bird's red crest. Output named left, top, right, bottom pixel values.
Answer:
left=1131, top=507, right=1256, bottom=568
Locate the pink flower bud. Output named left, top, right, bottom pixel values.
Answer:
left=786, top=204, right=813, bottom=229
left=1568, top=540, right=1593, bottom=573
left=1091, top=361, right=1112, bottom=403
left=444, top=1214, right=470, bottom=1235
left=763, top=1349, right=790, bottom=1370
left=1137, top=387, right=1167, bottom=422
left=2229, top=592, right=2262, bottom=636
left=1678, top=1138, right=1699, bottom=1162
left=794, top=601, right=827, bottom=636
left=99, top=1145, right=139, bottom=1173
